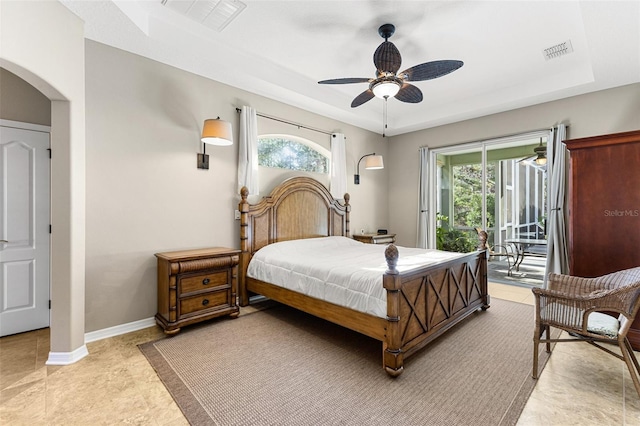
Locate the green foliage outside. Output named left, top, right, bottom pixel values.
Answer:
left=452, top=163, right=496, bottom=229
left=436, top=213, right=477, bottom=253
left=437, top=162, right=497, bottom=253
left=258, top=137, right=328, bottom=173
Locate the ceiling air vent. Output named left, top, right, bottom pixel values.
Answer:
left=161, top=0, right=247, bottom=32
left=543, top=40, right=574, bottom=61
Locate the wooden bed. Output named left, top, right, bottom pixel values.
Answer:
left=238, top=176, right=489, bottom=376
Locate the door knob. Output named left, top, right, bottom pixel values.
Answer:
left=0, top=240, right=7, bottom=243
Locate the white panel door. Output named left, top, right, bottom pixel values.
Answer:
left=0, top=125, right=50, bottom=336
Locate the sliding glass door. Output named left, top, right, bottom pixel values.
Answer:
left=429, top=131, right=550, bottom=253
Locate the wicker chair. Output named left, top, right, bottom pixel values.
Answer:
left=532, top=266, right=640, bottom=397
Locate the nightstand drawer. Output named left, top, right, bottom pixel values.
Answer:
left=180, top=291, right=230, bottom=316
left=180, top=270, right=229, bottom=295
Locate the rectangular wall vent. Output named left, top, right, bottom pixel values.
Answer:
left=543, top=40, right=574, bottom=60
left=161, top=0, right=246, bottom=32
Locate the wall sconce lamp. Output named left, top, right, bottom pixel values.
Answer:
left=534, top=139, right=547, bottom=166
left=197, top=117, right=233, bottom=169
left=354, top=153, right=384, bottom=184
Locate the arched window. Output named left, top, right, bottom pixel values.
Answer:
left=258, top=134, right=329, bottom=173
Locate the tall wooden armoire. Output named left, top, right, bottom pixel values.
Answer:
left=565, top=129, right=640, bottom=348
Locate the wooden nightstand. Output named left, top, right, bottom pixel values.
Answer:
left=155, top=247, right=240, bottom=335
left=353, top=233, right=396, bottom=244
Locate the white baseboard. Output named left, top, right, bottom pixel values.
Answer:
left=84, top=317, right=156, bottom=343
left=46, top=344, right=89, bottom=365
left=43, top=317, right=156, bottom=366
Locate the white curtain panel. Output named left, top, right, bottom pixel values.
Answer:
left=544, top=123, right=570, bottom=288
left=237, top=106, right=259, bottom=196
left=330, top=133, right=347, bottom=200
left=416, top=147, right=429, bottom=248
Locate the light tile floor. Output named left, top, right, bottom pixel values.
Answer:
left=1, top=284, right=638, bottom=425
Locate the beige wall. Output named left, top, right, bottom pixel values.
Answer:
left=0, top=68, right=51, bottom=125
left=387, top=83, right=640, bottom=247
left=84, top=41, right=387, bottom=332
left=1, top=0, right=86, bottom=358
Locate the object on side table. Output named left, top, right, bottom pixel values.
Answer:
left=155, top=247, right=240, bottom=334
left=353, top=233, right=396, bottom=245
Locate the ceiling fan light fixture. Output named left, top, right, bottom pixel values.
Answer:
left=372, top=80, right=400, bottom=99
left=535, top=154, right=547, bottom=165
left=534, top=139, right=547, bottom=165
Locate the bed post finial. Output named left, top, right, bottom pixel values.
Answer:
left=476, top=228, right=488, bottom=251
left=385, top=244, right=399, bottom=275
left=343, top=193, right=351, bottom=237
left=240, top=186, right=249, bottom=201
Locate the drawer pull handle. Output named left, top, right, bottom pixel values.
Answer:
left=202, top=278, right=210, bottom=285
left=202, top=299, right=209, bottom=306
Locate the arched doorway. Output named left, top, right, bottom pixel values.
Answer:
left=1, top=0, right=87, bottom=363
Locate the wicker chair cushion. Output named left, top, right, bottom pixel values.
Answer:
left=586, top=312, right=619, bottom=338
left=540, top=303, right=620, bottom=338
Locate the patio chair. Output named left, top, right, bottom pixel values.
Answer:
left=532, top=266, right=640, bottom=397
left=475, top=228, right=516, bottom=276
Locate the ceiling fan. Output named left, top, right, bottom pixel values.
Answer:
left=318, top=23, right=464, bottom=108
left=517, top=139, right=547, bottom=165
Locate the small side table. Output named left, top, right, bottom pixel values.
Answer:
left=353, top=233, right=396, bottom=245
left=155, top=247, right=240, bottom=335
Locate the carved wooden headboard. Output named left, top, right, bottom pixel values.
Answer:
left=238, top=177, right=350, bottom=296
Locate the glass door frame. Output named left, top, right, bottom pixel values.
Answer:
left=426, top=129, right=552, bottom=249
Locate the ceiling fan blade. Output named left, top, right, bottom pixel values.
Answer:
left=401, top=60, right=464, bottom=81
left=351, top=89, right=375, bottom=108
left=395, top=83, right=423, bottom=103
left=517, top=155, right=536, bottom=163
left=318, top=78, right=371, bottom=85
left=373, top=41, right=402, bottom=74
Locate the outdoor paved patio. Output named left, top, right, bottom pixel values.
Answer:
left=487, top=255, right=546, bottom=287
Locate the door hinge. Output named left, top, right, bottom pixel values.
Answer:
left=49, top=224, right=52, bottom=233
left=47, top=148, right=52, bottom=159
left=49, top=300, right=51, bottom=309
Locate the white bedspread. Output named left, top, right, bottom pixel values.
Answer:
left=247, top=236, right=467, bottom=318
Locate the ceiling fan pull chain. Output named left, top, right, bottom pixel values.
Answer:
left=383, top=97, right=388, bottom=137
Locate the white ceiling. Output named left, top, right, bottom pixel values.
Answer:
left=61, top=0, right=640, bottom=136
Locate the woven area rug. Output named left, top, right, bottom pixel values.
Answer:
left=139, top=298, right=553, bottom=426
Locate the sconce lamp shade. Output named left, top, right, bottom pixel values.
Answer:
left=201, top=118, right=233, bottom=146
left=354, top=153, right=384, bottom=184
left=198, top=117, right=233, bottom=169
left=364, top=155, right=384, bottom=169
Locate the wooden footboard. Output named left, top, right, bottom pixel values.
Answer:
left=382, top=244, right=489, bottom=376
